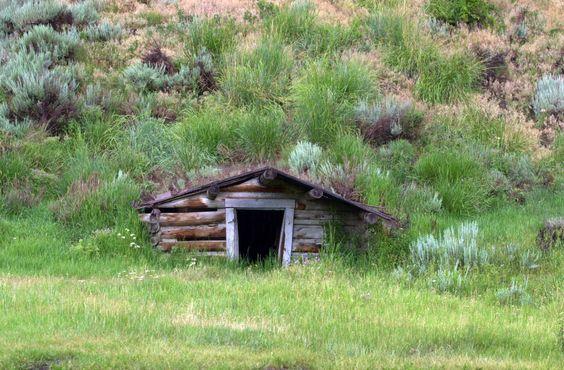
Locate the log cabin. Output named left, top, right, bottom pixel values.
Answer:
left=135, top=167, right=397, bottom=265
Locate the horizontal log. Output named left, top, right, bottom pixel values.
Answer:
left=293, top=225, right=324, bottom=239
left=160, top=240, right=227, bottom=251
left=158, top=197, right=224, bottom=209
left=293, top=218, right=360, bottom=226
left=294, top=210, right=360, bottom=220
left=222, top=178, right=288, bottom=193
left=161, top=224, right=226, bottom=239
left=225, top=198, right=295, bottom=209
left=292, top=244, right=321, bottom=253
left=140, top=210, right=225, bottom=226
left=295, top=200, right=357, bottom=212
left=362, top=212, right=378, bottom=224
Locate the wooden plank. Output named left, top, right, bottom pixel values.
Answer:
left=281, top=207, right=294, bottom=267
left=295, top=199, right=356, bottom=212
left=160, top=224, right=226, bottom=239
left=293, top=218, right=360, bottom=226
left=158, top=196, right=224, bottom=209
left=225, top=198, right=295, bottom=209
left=293, top=225, right=324, bottom=239
left=161, top=240, right=226, bottom=251
left=140, top=210, right=225, bottom=226
left=294, top=210, right=359, bottom=220
left=226, top=208, right=238, bottom=260
left=219, top=192, right=298, bottom=200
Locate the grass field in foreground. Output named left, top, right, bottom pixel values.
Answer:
left=0, top=190, right=562, bottom=369
left=0, top=267, right=562, bottom=369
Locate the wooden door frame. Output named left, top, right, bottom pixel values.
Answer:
left=225, top=199, right=295, bottom=266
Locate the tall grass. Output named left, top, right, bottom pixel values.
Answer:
left=222, top=36, right=293, bottom=106
left=368, top=10, right=482, bottom=103
left=263, top=0, right=360, bottom=55
left=235, top=105, right=287, bottom=161
left=291, top=60, right=375, bottom=145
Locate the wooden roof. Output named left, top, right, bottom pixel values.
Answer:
left=135, top=167, right=398, bottom=224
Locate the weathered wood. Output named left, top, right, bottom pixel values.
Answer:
left=225, top=198, right=295, bottom=210
left=161, top=224, right=226, bottom=239
left=362, top=212, right=378, bottom=224
left=158, top=197, right=224, bottom=209
left=160, top=240, right=226, bottom=251
left=226, top=208, right=238, bottom=260
left=140, top=210, right=225, bottom=226
left=307, top=188, right=323, bottom=199
left=295, top=199, right=356, bottom=212
left=206, top=183, right=220, bottom=200
left=293, top=225, right=324, bottom=239
left=258, top=168, right=277, bottom=186
left=222, top=178, right=287, bottom=193
left=294, top=210, right=359, bottom=220
left=292, top=244, right=321, bottom=253
left=293, top=218, right=360, bottom=226
left=281, top=207, right=294, bottom=267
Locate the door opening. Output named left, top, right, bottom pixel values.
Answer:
left=236, top=209, right=285, bottom=262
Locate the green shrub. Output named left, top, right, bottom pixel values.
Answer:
left=69, top=0, right=101, bottom=26
left=426, top=0, right=497, bottom=28
left=410, top=222, right=488, bottom=273
left=18, top=25, right=80, bottom=62
left=123, top=63, right=170, bottom=92
left=291, top=60, right=375, bottom=146
left=235, top=105, right=287, bottom=161
left=0, top=51, right=79, bottom=133
left=429, top=266, right=467, bottom=294
left=288, top=141, right=323, bottom=175
left=184, top=16, right=238, bottom=59
left=532, top=74, right=563, bottom=119
left=0, top=0, right=72, bottom=34
left=415, top=148, right=492, bottom=214
left=84, top=21, right=124, bottom=42
left=223, top=36, right=293, bottom=106
left=415, top=52, right=482, bottom=104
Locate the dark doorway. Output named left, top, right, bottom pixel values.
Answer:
left=237, top=210, right=285, bottom=262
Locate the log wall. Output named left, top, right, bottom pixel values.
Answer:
left=139, top=178, right=366, bottom=255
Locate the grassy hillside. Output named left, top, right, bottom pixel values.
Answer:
left=0, top=0, right=563, bottom=368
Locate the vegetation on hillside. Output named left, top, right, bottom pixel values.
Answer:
left=0, top=0, right=562, bottom=367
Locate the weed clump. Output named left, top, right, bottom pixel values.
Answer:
left=426, top=0, right=497, bottom=28
left=288, top=141, right=323, bottom=175
left=355, top=98, right=422, bottom=145
left=532, top=74, right=563, bottom=119
left=0, top=51, right=79, bottom=134
left=410, top=222, right=487, bottom=273
left=84, top=21, right=123, bottom=42
left=142, top=46, right=176, bottom=75
left=18, top=25, right=80, bottom=62
left=496, top=280, right=532, bottom=306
